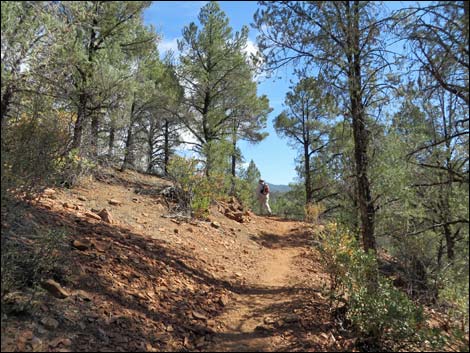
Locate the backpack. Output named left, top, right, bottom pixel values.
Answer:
left=261, top=183, right=269, bottom=195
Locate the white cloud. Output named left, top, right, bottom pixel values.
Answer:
left=158, top=37, right=180, bottom=55
left=176, top=126, right=200, bottom=152
left=243, top=39, right=259, bottom=57
left=243, top=39, right=266, bottom=82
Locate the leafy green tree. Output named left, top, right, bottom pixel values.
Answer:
left=121, top=47, right=164, bottom=171
left=254, top=1, right=397, bottom=253
left=395, top=1, right=469, bottom=107
left=146, top=62, right=185, bottom=175
left=1, top=2, right=59, bottom=126
left=55, top=1, right=156, bottom=157
left=274, top=76, right=334, bottom=204
left=238, top=160, right=261, bottom=209
left=177, top=1, right=269, bottom=178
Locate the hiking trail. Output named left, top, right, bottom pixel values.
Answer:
left=1, top=169, right=351, bottom=352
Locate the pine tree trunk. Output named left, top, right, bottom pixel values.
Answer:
left=230, top=121, right=237, bottom=196
left=72, top=93, right=87, bottom=151
left=108, top=125, right=115, bottom=158
left=121, top=123, right=134, bottom=171
left=147, top=124, right=154, bottom=173
left=121, top=95, right=136, bottom=171
left=1, top=84, right=14, bottom=126
left=164, top=120, right=170, bottom=175
left=304, top=143, right=313, bottom=204
left=90, top=115, right=99, bottom=158
left=349, top=0, right=376, bottom=253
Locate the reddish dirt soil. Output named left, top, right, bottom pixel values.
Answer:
left=1, top=169, right=353, bottom=352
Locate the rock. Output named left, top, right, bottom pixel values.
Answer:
left=74, top=290, right=93, bottom=301
left=142, top=212, right=148, bottom=217
left=62, top=202, right=74, bottom=209
left=183, top=336, right=191, bottom=348
left=41, top=317, right=59, bottom=330
left=283, top=314, right=300, bottom=323
left=77, top=196, right=87, bottom=201
left=195, top=336, right=206, bottom=348
left=108, top=199, right=122, bottom=206
left=84, top=211, right=101, bottom=221
left=224, top=210, right=249, bottom=223
left=50, top=337, right=72, bottom=348
left=41, top=279, right=69, bottom=299
left=264, top=316, right=276, bottom=325
left=174, top=229, right=179, bottom=234
left=98, top=208, right=113, bottom=224
left=30, top=336, right=43, bottom=350
left=154, top=333, right=171, bottom=342
left=192, top=310, right=208, bottom=321
left=210, top=221, right=221, bottom=229
left=132, top=197, right=139, bottom=203
left=43, top=188, right=56, bottom=196
left=72, top=239, right=91, bottom=251
left=21, top=330, right=34, bottom=341
left=255, top=325, right=269, bottom=332
left=219, top=295, right=229, bottom=307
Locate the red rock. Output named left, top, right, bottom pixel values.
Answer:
left=43, top=188, right=55, bottom=195
left=41, top=279, right=69, bottom=299
left=84, top=211, right=101, bottom=221
left=72, top=239, right=90, bottom=251
left=219, top=295, right=229, bottom=307
left=98, top=208, right=113, bottom=224
left=192, top=310, right=208, bottom=320
left=40, top=317, right=59, bottom=330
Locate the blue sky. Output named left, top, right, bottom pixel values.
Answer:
left=143, top=1, right=298, bottom=185
left=142, top=1, right=425, bottom=185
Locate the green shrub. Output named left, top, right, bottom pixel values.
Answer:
left=52, top=148, right=96, bottom=187
left=1, top=221, right=69, bottom=307
left=317, top=223, right=427, bottom=349
left=305, top=202, right=325, bottom=224
left=166, top=156, right=227, bottom=217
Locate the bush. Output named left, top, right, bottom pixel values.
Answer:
left=317, top=223, right=428, bottom=349
left=1, top=111, right=69, bottom=195
left=1, top=202, right=70, bottom=314
left=166, top=156, right=227, bottom=218
left=305, top=202, right=325, bottom=224
left=1, top=216, right=69, bottom=310
left=53, top=148, right=96, bottom=188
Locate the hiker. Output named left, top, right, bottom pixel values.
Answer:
left=256, top=179, right=272, bottom=215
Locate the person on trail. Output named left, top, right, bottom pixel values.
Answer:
left=256, top=179, right=272, bottom=216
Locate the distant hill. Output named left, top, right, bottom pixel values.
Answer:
left=267, top=183, right=291, bottom=193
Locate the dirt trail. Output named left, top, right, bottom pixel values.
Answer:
left=1, top=170, right=341, bottom=352
left=207, top=219, right=326, bottom=352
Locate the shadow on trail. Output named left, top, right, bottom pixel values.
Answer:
left=3, top=199, right=321, bottom=351
left=250, top=226, right=316, bottom=249
left=210, top=295, right=342, bottom=352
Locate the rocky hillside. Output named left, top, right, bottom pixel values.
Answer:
left=1, top=168, right=343, bottom=352
left=1, top=168, right=455, bottom=352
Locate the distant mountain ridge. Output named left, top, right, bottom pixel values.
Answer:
left=267, top=183, right=291, bottom=193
